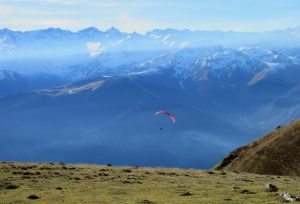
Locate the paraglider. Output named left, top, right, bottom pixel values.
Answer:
left=154, top=111, right=176, bottom=124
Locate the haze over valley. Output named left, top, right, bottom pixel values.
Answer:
left=1, top=27, right=300, bottom=168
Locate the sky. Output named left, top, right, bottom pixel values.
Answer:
left=0, top=0, right=300, bottom=33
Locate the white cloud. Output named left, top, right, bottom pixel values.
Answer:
left=0, top=4, right=13, bottom=15
left=41, top=0, right=88, bottom=4
left=39, top=19, right=84, bottom=27
left=9, top=0, right=118, bottom=6
left=0, top=18, right=86, bottom=30
left=86, top=42, right=102, bottom=57
left=93, top=0, right=121, bottom=8
left=10, top=0, right=88, bottom=5
left=19, top=9, right=78, bottom=16
left=111, top=13, right=164, bottom=33
left=179, top=41, right=189, bottom=49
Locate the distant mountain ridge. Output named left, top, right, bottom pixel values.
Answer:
left=1, top=26, right=300, bottom=168
left=1, top=26, right=300, bottom=78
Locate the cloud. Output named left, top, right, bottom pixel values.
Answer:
left=86, top=42, right=102, bottom=57
left=112, top=13, right=164, bottom=33
left=38, top=19, right=84, bottom=27
left=0, top=4, right=13, bottom=15
left=0, top=18, right=86, bottom=30
left=9, top=0, right=118, bottom=6
left=10, top=0, right=88, bottom=5
left=92, top=0, right=121, bottom=8
left=19, top=9, right=78, bottom=16
left=2, top=0, right=300, bottom=33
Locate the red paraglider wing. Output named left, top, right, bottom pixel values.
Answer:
left=154, top=111, right=176, bottom=123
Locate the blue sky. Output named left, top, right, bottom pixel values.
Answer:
left=1, top=0, right=300, bottom=33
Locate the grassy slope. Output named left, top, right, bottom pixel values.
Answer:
left=214, top=119, right=300, bottom=176
left=1, top=162, right=300, bottom=203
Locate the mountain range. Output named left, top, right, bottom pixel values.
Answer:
left=0, top=27, right=300, bottom=168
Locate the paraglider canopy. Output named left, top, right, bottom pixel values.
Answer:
left=154, top=111, right=176, bottom=123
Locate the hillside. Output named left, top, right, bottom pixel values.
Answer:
left=214, top=119, right=300, bottom=176
left=1, top=162, right=300, bottom=203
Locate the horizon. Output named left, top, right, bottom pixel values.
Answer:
left=1, top=24, right=300, bottom=34
left=1, top=0, right=300, bottom=33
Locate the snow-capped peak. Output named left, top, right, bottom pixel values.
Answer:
left=106, top=27, right=122, bottom=35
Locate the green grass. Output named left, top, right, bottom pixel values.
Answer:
left=0, top=162, right=299, bottom=203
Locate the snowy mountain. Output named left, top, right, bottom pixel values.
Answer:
left=1, top=27, right=300, bottom=168
left=1, top=27, right=300, bottom=79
